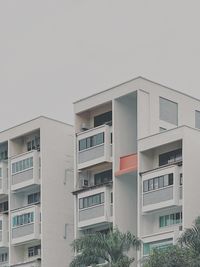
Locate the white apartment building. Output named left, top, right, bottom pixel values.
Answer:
left=0, top=116, right=74, bottom=267
left=73, top=76, right=200, bottom=266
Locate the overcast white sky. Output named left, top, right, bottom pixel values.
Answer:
left=1, top=0, right=200, bottom=130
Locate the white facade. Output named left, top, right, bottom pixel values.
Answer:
left=0, top=116, right=74, bottom=267
left=73, top=76, right=200, bottom=266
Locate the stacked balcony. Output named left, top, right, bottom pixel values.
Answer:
left=77, top=124, right=112, bottom=170
left=11, top=205, right=41, bottom=245
left=11, top=151, right=40, bottom=192
left=78, top=185, right=113, bottom=229
left=142, top=164, right=182, bottom=213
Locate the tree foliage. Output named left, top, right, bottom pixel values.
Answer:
left=70, top=228, right=140, bottom=267
left=144, top=216, right=200, bottom=267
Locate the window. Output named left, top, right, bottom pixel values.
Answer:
left=159, top=149, right=182, bottom=166
left=79, top=193, right=105, bottom=209
left=195, top=110, right=200, bottom=129
left=0, top=201, right=8, bottom=213
left=94, top=111, right=112, bottom=127
left=143, top=174, right=173, bottom=193
left=111, top=192, right=113, bottom=204
left=94, top=169, right=112, bottom=185
left=28, top=245, right=41, bottom=257
left=160, top=97, right=178, bottom=125
left=143, top=238, right=173, bottom=256
left=27, top=136, right=40, bottom=152
left=28, top=192, right=40, bottom=205
left=0, top=253, right=8, bottom=263
left=12, top=157, right=33, bottom=174
left=153, top=178, right=159, bottom=190
left=143, top=181, right=149, bottom=192
left=159, top=212, right=182, bottom=228
left=0, top=150, right=8, bottom=161
left=12, top=212, right=34, bottom=228
left=79, top=133, right=104, bottom=151
left=180, top=173, right=183, bottom=186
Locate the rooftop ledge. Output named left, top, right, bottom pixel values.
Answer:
left=115, top=154, right=138, bottom=176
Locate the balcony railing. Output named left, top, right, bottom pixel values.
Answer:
left=11, top=205, right=41, bottom=245
left=77, top=124, right=112, bottom=170
left=11, top=150, right=40, bottom=191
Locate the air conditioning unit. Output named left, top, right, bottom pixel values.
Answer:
left=80, top=179, right=89, bottom=188
left=80, top=123, right=89, bottom=132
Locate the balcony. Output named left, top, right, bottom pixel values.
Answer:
left=11, top=150, right=40, bottom=192
left=142, top=164, right=182, bottom=213
left=142, top=229, right=180, bottom=257
left=0, top=214, right=8, bottom=247
left=0, top=161, right=8, bottom=196
left=115, top=154, right=137, bottom=176
left=77, top=124, right=112, bottom=170
left=11, top=205, right=41, bottom=245
left=78, top=185, right=113, bottom=229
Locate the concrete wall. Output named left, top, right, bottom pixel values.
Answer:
left=40, top=118, right=74, bottom=267
left=183, top=128, right=200, bottom=228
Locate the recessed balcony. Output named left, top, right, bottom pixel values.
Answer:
left=78, top=185, right=113, bottom=229
left=11, top=151, right=40, bottom=192
left=142, top=164, right=182, bottom=213
left=11, top=205, right=41, bottom=245
left=77, top=124, right=112, bottom=170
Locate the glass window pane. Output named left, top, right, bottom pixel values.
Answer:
left=158, top=176, right=164, bottom=188
left=29, top=157, right=33, bottom=168
left=195, top=110, right=200, bottom=129
left=149, top=179, right=154, bottom=191
left=94, top=111, right=112, bottom=127
left=160, top=97, right=178, bottom=125
left=86, top=137, right=91, bottom=149
left=170, top=214, right=175, bottom=225
left=168, top=174, right=173, bottom=185
left=79, top=139, right=87, bottom=151
left=96, top=133, right=104, bottom=145
left=143, top=243, right=150, bottom=256
left=165, top=215, right=170, bottom=226
left=143, top=181, right=149, bottom=192
left=83, top=198, right=87, bottom=209
left=159, top=216, right=165, bottom=228
left=101, top=193, right=105, bottom=203
left=180, top=174, right=183, bottom=185
left=12, top=163, right=15, bottom=174
left=163, top=175, right=169, bottom=187
left=154, top=178, right=159, bottom=190
left=79, top=199, right=83, bottom=209
left=176, top=213, right=180, bottom=224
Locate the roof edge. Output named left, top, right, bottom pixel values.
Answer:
left=0, top=115, right=73, bottom=135
left=73, top=76, right=200, bottom=104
